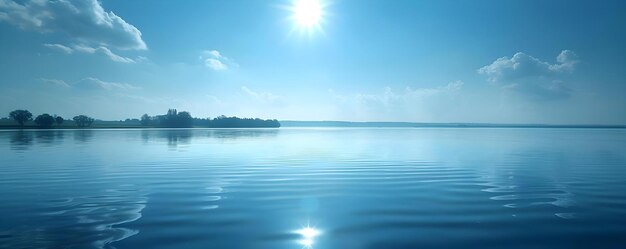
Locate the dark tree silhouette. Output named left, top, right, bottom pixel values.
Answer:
left=9, top=109, right=33, bottom=126
left=176, top=111, right=193, bottom=127
left=139, top=109, right=280, bottom=128
left=140, top=109, right=194, bottom=128
left=34, top=114, right=55, bottom=128
left=209, top=116, right=280, bottom=128
left=162, top=109, right=178, bottom=127
left=140, top=114, right=151, bottom=126
left=55, top=116, right=64, bottom=126
left=73, top=115, right=95, bottom=127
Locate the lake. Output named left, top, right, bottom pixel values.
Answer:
left=1, top=128, right=625, bottom=248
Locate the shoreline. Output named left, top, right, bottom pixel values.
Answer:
left=1, top=125, right=624, bottom=130
left=0, top=126, right=282, bottom=130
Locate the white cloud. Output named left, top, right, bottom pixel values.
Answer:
left=478, top=50, right=578, bottom=99
left=478, top=50, right=578, bottom=82
left=444, top=80, right=464, bottom=91
left=38, top=77, right=139, bottom=91
left=0, top=0, right=147, bottom=50
left=205, top=58, right=227, bottom=71
left=74, top=44, right=136, bottom=63
left=40, top=78, right=70, bottom=87
left=44, top=43, right=138, bottom=63
left=43, top=43, right=73, bottom=54
left=241, top=86, right=282, bottom=103
left=200, top=50, right=237, bottom=71
left=94, top=46, right=136, bottom=63
left=555, top=50, right=578, bottom=71
left=207, top=50, right=221, bottom=58
left=80, top=77, right=140, bottom=91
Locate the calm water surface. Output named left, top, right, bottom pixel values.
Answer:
left=1, top=128, right=625, bottom=248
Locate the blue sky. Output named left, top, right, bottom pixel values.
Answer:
left=0, top=0, right=625, bottom=124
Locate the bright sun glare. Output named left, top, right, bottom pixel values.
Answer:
left=294, top=0, right=322, bottom=26
left=295, top=225, right=321, bottom=249
left=291, top=0, right=324, bottom=30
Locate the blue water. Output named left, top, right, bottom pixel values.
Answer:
left=1, top=128, right=625, bottom=248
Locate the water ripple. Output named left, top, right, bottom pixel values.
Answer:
left=1, top=128, right=626, bottom=248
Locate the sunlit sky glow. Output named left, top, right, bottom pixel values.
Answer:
left=0, top=0, right=624, bottom=124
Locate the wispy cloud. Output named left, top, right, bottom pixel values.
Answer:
left=44, top=44, right=139, bottom=63
left=205, top=95, right=224, bottom=106
left=80, top=77, right=140, bottom=91
left=241, top=86, right=283, bottom=104
left=328, top=81, right=465, bottom=121
left=40, top=78, right=70, bottom=88
left=200, top=50, right=238, bottom=71
left=43, top=43, right=73, bottom=54
left=0, top=0, right=146, bottom=50
left=349, top=81, right=464, bottom=106
left=40, top=77, right=140, bottom=91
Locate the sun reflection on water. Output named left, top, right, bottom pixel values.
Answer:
left=295, top=224, right=321, bottom=248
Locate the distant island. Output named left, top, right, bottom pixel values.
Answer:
left=0, top=109, right=280, bottom=129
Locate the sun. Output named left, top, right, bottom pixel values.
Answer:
left=286, top=0, right=327, bottom=35
left=293, top=0, right=322, bottom=27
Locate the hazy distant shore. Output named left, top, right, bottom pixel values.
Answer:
left=2, top=120, right=624, bottom=130
left=280, top=121, right=626, bottom=129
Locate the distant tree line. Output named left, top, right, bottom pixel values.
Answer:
left=7, top=109, right=95, bottom=128
left=193, top=115, right=281, bottom=128
left=140, top=109, right=193, bottom=128
left=140, top=109, right=280, bottom=128
left=5, top=109, right=280, bottom=128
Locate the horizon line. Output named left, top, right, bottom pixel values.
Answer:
left=280, top=120, right=626, bottom=128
